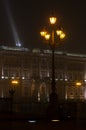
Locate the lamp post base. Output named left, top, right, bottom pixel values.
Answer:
left=46, top=92, right=59, bottom=119
left=49, top=92, right=58, bottom=104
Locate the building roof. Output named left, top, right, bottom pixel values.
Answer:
left=0, top=45, right=86, bottom=58
left=0, top=45, right=29, bottom=52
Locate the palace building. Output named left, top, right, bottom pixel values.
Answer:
left=0, top=45, right=86, bottom=102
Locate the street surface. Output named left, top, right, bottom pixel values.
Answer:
left=0, top=113, right=86, bottom=130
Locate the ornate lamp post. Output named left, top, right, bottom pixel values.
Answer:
left=40, top=16, right=66, bottom=104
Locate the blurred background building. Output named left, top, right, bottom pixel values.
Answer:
left=0, top=45, right=86, bottom=103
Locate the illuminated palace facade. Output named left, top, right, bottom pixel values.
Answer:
left=0, top=45, right=86, bottom=102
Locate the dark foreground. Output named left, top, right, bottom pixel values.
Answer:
left=0, top=100, right=86, bottom=129
left=0, top=112, right=86, bottom=130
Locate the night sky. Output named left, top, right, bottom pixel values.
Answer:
left=0, top=0, right=86, bottom=54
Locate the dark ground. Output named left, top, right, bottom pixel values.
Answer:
left=0, top=99, right=86, bottom=129
left=0, top=112, right=86, bottom=130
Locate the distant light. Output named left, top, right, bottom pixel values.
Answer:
left=5, top=76, right=8, bottom=79
left=60, top=78, right=63, bottom=80
left=51, top=119, right=60, bottom=122
left=22, top=77, right=25, bottom=79
left=47, top=72, right=49, bottom=77
left=11, top=76, right=15, bottom=79
left=76, top=82, right=82, bottom=86
left=38, top=92, right=40, bottom=102
left=28, top=120, right=37, bottom=123
left=65, top=78, right=68, bottom=81
left=3, top=0, right=22, bottom=48
left=11, top=80, right=19, bottom=84
left=1, top=76, right=4, bottom=79
left=16, top=41, right=22, bottom=47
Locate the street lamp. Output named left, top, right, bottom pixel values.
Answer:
left=9, top=79, right=19, bottom=96
left=9, top=79, right=19, bottom=113
left=40, top=16, right=66, bottom=104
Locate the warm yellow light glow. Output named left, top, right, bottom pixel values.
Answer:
left=51, top=119, right=60, bottom=122
left=76, top=82, right=82, bottom=86
left=49, top=17, right=57, bottom=24
left=60, top=33, right=66, bottom=39
left=56, top=30, right=66, bottom=39
left=45, top=34, right=50, bottom=40
left=40, top=31, right=47, bottom=37
left=56, top=30, right=62, bottom=36
left=11, top=80, right=19, bottom=85
left=40, top=17, right=66, bottom=46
